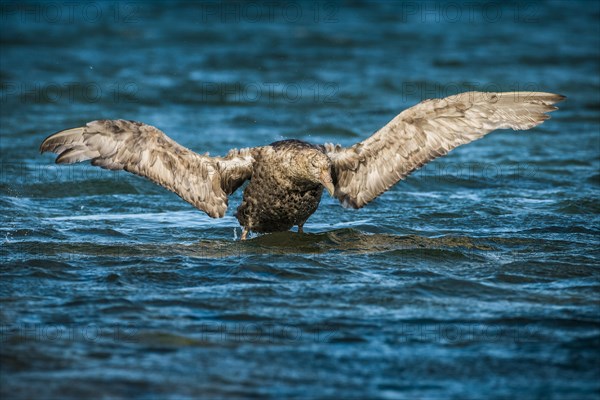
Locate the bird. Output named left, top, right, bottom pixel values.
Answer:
left=40, top=91, right=565, bottom=240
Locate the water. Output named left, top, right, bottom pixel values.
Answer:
left=1, top=1, right=599, bottom=399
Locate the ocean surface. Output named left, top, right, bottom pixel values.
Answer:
left=1, top=1, right=599, bottom=399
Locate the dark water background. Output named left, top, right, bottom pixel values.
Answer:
left=1, top=1, right=599, bottom=399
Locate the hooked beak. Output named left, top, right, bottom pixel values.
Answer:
left=320, top=169, right=335, bottom=197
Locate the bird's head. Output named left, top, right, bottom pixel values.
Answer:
left=276, top=142, right=335, bottom=197
left=304, top=151, right=335, bottom=197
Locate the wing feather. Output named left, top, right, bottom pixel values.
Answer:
left=325, top=91, right=565, bottom=208
left=40, top=119, right=254, bottom=218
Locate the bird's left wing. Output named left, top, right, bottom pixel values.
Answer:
left=324, top=91, right=565, bottom=208
left=40, top=119, right=254, bottom=218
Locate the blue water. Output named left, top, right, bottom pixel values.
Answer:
left=1, top=1, right=599, bottom=399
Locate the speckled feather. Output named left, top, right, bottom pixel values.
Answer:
left=236, top=141, right=325, bottom=232
left=40, top=91, right=564, bottom=235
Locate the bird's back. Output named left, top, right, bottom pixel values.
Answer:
left=235, top=143, right=324, bottom=233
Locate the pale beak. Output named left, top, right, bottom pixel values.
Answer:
left=320, top=169, right=335, bottom=197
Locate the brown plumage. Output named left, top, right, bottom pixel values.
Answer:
left=40, top=91, right=565, bottom=239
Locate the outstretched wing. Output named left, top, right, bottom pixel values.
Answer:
left=40, top=119, right=254, bottom=218
left=324, top=91, right=565, bottom=208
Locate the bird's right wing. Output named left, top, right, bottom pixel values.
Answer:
left=40, top=119, right=255, bottom=218
left=325, top=91, right=565, bottom=208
